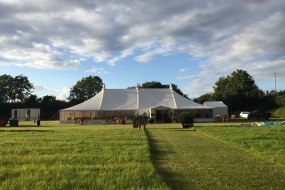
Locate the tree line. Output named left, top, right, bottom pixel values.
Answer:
left=0, top=75, right=186, bottom=119
left=0, top=75, right=104, bottom=119
left=1, top=70, right=284, bottom=119
left=193, top=70, right=285, bottom=117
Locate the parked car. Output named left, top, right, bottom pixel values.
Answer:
left=240, top=111, right=250, bottom=119
left=248, top=110, right=271, bottom=120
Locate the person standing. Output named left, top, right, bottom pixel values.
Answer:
left=36, top=114, right=40, bottom=127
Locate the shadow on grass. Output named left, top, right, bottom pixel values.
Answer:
left=0, top=129, right=54, bottom=132
left=187, top=124, right=249, bottom=128
left=145, top=129, right=195, bottom=190
left=149, top=127, right=196, bottom=131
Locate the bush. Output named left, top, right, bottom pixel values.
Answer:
left=272, top=107, right=285, bottom=118
left=148, top=117, right=155, bottom=124
left=178, top=112, right=194, bottom=128
left=132, top=115, right=148, bottom=129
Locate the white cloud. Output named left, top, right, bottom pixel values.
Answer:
left=176, top=75, right=195, bottom=80
left=108, top=48, right=134, bottom=65
left=56, top=87, right=70, bottom=100
left=86, top=66, right=109, bottom=74
left=185, top=78, right=215, bottom=98
left=0, top=0, right=284, bottom=95
left=33, top=83, right=70, bottom=100
left=33, top=83, right=60, bottom=98
left=33, top=84, right=48, bottom=92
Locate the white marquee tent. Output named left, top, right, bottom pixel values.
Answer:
left=60, top=87, right=213, bottom=123
left=203, top=101, right=228, bottom=116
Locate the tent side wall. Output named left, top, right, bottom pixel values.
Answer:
left=175, top=109, right=214, bottom=122
left=59, top=109, right=214, bottom=123
left=174, top=109, right=213, bottom=119
left=60, top=110, right=136, bottom=123
left=213, top=107, right=228, bottom=116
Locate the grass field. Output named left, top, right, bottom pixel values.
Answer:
left=197, top=125, right=285, bottom=166
left=0, top=122, right=167, bottom=189
left=147, top=123, right=285, bottom=189
left=0, top=121, right=285, bottom=189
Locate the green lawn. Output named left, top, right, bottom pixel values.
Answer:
left=0, top=122, right=167, bottom=189
left=146, top=123, right=285, bottom=190
left=1, top=121, right=285, bottom=189
left=197, top=125, right=285, bottom=166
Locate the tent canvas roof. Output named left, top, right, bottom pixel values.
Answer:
left=203, top=101, right=227, bottom=108
left=62, top=88, right=211, bottom=111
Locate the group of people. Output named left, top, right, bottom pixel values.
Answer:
left=214, top=114, right=229, bottom=122
left=72, top=119, right=86, bottom=125
left=112, top=117, right=127, bottom=125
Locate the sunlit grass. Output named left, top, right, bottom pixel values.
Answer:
left=197, top=125, right=285, bottom=166
left=0, top=123, right=167, bottom=189
left=1, top=121, right=285, bottom=189
left=147, top=123, right=285, bottom=190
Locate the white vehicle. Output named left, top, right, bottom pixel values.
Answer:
left=240, top=111, right=250, bottom=119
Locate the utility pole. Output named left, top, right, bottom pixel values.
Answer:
left=274, top=72, right=277, bottom=92
left=274, top=73, right=277, bottom=92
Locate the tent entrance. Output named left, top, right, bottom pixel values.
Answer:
left=153, top=106, right=173, bottom=123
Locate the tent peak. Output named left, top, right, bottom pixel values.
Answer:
left=136, top=83, right=140, bottom=90
left=169, top=83, right=173, bottom=90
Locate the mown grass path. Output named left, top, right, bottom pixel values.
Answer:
left=197, top=125, right=285, bottom=167
left=146, top=124, right=285, bottom=190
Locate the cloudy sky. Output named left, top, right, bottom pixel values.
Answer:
left=0, top=0, right=284, bottom=100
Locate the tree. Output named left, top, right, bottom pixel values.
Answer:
left=275, top=94, right=285, bottom=108
left=24, top=95, right=41, bottom=108
left=0, top=74, right=33, bottom=103
left=38, top=95, right=69, bottom=120
left=140, top=81, right=164, bottom=88
left=213, top=70, right=263, bottom=112
left=193, top=93, right=214, bottom=104
left=41, top=95, right=57, bottom=104
left=128, top=81, right=188, bottom=98
left=0, top=74, right=12, bottom=103
left=170, top=84, right=188, bottom=98
left=68, top=76, right=103, bottom=103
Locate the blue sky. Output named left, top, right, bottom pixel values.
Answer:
left=0, top=0, right=284, bottom=100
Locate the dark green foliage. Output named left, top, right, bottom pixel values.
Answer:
left=272, top=107, right=285, bottom=118
left=170, top=83, right=188, bottom=98
left=275, top=94, right=285, bottom=107
left=132, top=114, right=148, bottom=129
left=22, top=95, right=73, bottom=120
left=68, top=75, right=103, bottom=102
left=178, top=112, right=194, bottom=127
left=129, top=81, right=188, bottom=98
left=213, top=70, right=264, bottom=112
left=0, top=74, right=13, bottom=103
left=38, top=95, right=72, bottom=120
left=0, top=74, right=33, bottom=103
left=0, top=95, right=73, bottom=120
left=272, top=94, right=285, bottom=118
left=148, top=117, right=155, bottom=124
left=193, top=93, right=214, bottom=104
left=140, top=81, right=164, bottom=88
